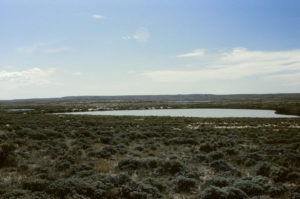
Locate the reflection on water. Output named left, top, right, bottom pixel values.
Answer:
left=63, top=108, right=298, bottom=118
left=8, top=109, right=34, bottom=111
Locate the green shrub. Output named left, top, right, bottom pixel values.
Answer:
left=201, top=186, right=228, bottom=199
left=46, top=178, right=95, bottom=198
left=0, top=142, right=17, bottom=167
left=120, top=181, right=162, bottom=199
left=17, top=128, right=47, bottom=140
left=0, top=189, right=52, bottom=199
left=210, top=160, right=233, bottom=172
left=117, top=158, right=184, bottom=175
left=201, top=186, right=248, bottom=199
left=105, top=173, right=131, bottom=186
left=129, top=191, right=148, bottom=199
left=268, top=184, right=286, bottom=197
left=200, top=142, right=216, bottom=152
left=255, top=162, right=271, bottom=177
left=193, top=153, right=211, bottom=163
left=117, top=158, right=145, bottom=170
left=158, top=160, right=184, bottom=175
left=244, top=158, right=257, bottom=166
left=222, top=147, right=239, bottom=155
left=22, top=178, right=49, bottom=192
left=233, top=176, right=270, bottom=197
left=202, top=177, right=230, bottom=189
left=144, top=178, right=167, bottom=192
left=224, top=187, right=249, bottom=199
left=208, top=151, right=224, bottom=160
left=98, top=146, right=117, bottom=159
left=286, top=171, right=300, bottom=183
left=170, top=137, right=199, bottom=145
left=116, top=144, right=128, bottom=154
left=269, top=166, right=289, bottom=182
left=173, top=176, right=197, bottom=192
left=41, top=129, right=63, bottom=138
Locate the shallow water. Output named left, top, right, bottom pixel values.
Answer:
left=63, top=108, right=299, bottom=118
left=8, top=109, right=34, bottom=111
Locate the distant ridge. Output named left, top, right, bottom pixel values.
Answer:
left=1, top=93, right=300, bottom=102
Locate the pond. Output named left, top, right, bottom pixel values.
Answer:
left=62, top=108, right=299, bottom=118
left=8, top=109, right=34, bottom=111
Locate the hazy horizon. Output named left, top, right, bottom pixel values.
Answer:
left=2, top=92, right=300, bottom=101
left=1, top=0, right=300, bottom=99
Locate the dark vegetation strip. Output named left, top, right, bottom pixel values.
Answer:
left=0, top=107, right=299, bottom=198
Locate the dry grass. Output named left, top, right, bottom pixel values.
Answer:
left=167, top=193, right=197, bottom=199
left=94, top=158, right=117, bottom=173
left=93, top=143, right=105, bottom=150
left=0, top=171, right=28, bottom=188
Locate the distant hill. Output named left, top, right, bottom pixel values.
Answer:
left=1, top=93, right=300, bottom=103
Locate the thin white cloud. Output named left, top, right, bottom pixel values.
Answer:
left=92, top=14, right=105, bottom=19
left=122, top=35, right=132, bottom=40
left=16, top=42, right=71, bottom=54
left=72, top=72, right=83, bottom=76
left=16, top=42, right=49, bottom=54
left=123, top=27, right=150, bottom=43
left=144, top=48, right=300, bottom=83
left=177, top=49, right=205, bottom=58
left=265, top=72, right=300, bottom=85
left=0, top=67, right=56, bottom=86
left=127, top=70, right=136, bottom=74
left=221, top=47, right=300, bottom=64
left=133, top=28, right=150, bottom=43
left=43, top=47, right=72, bottom=54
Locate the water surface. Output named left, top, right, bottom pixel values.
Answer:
left=8, top=109, right=34, bottom=111
left=63, top=108, right=298, bottom=118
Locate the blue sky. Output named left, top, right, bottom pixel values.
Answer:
left=0, top=0, right=300, bottom=99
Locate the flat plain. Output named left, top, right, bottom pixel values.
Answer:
left=0, top=95, right=299, bottom=199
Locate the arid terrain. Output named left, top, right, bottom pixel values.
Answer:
left=0, top=96, right=299, bottom=199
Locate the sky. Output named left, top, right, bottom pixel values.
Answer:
left=0, top=0, right=300, bottom=99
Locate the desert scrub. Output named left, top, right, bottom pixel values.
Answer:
left=116, top=143, right=128, bottom=154
left=193, top=153, right=211, bottom=163
left=157, top=160, right=184, bottom=175
left=232, top=151, right=264, bottom=167
left=95, top=159, right=116, bottom=173
left=202, top=177, right=231, bottom=189
left=172, top=176, right=197, bottom=193
left=99, top=135, right=114, bottom=144
left=40, top=128, right=63, bottom=138
left=201, top=186, right=248, bottom=199
left=222, top=147, right=239, bottom=155
left=143, top=178, right=167, bottom=192
left=22, top=178, right=49, bottom=192
left=169, top=137, right=199, bottom=145
left=0, top=109, right=300, bottom=198
left=255, top=161, right=271, bottom=177
left=233, top=176, right=276, bottom=197
left=0, top=142, right=17, bottom=167
left=120, top=181, right=162, bottom=199
left=45, top=173, right=123, bottom=198
left=208, top=151, right=225, bottom=160
left=68, top=162, right=95, bottom=176
left=199, top=142, right=216, bottom=152
left=54, top=151, right=84, bottom=170
left=209, top=160, right=234, bottom=172
left=142, top=131, right=160, bottom=138
left=0, top=189, right=53, bottom=199
left=46, top=177, right=96, bottom=198
left=117, top=158, right=160, bottom=170
left=18, top=128, right=48, bottom=140
left=117, top=158, right=185, bottom=175
left=88, top=146, right=117, bottom=159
